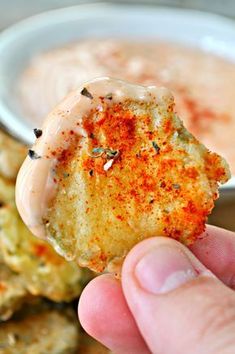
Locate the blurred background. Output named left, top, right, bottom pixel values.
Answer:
left=1, top=0, right=235, bottom=30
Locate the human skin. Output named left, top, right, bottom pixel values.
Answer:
left=78, top=225, right=235, bottom=354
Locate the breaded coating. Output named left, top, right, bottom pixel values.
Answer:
left=0, top=203, right=85, bottom=302
left=0, top=309, right=79, bottom=353
left=16, top=78, right=230, bottom=273
left=0, top=176, right=15, bottom=205
left=0, top=130, right=27, bottom=181
left=0, top=167, right=90, bottom=301
left=0, top=263, right=28, bottom=321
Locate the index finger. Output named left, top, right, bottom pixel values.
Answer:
left=190, top=225, right=235, bottom=289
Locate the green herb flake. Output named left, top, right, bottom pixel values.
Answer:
left=28, top=149, right=41, bottom=160
left=92, top=147, right=104, bottom=154
left=152, top=141, right=160, bottom=154
left=105, top=93, right=113, bottom=100
left=172, top=183, right=180, bottom=190
left=80, top=87, right=93, bottom=99
left=106, top=149, right=119, bottom=159
left=88, top=147, right=104, bottom=158
left=33, top=128, right=43, bottom=138
left=89, top=147, right=120, bottom=165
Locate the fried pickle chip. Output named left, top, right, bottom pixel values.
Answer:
left=0, top=263, right=28, bottom=321
left=0, top=176, right=15, bottom=206
left=0, top=308, right=79, bottom=353
left=0, top=203, right=86, bottom=302
left=0, top=130, right=27, bottom=181
left=16, top=78, right=230, bottom=273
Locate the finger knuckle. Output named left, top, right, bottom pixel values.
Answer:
left=199, top=296, right=235, bottom=338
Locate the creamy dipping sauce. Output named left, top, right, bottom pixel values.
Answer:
left=17, top=39, right=235, bottom=173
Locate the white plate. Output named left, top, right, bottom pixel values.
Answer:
left=0, top=3, right=234, bottom=188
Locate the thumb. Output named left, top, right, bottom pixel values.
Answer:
left=122, top=237, right=235, bottom=354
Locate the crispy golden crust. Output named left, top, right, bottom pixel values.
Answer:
left=0, top=308, right=79, bottom=354
left=0, top=131, right=27, bottom=181
left=0, top=263, right=28, bottom=321
left=0, top=176, right=15, bottom=206
left=0, top=203, right=87, bottom=302
left=45, top=86, right=230, bottom=273
left=0, top=166, right=91, bottom=301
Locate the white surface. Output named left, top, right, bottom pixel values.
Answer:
left=0, top=3, right=234, bottom=189
left=1, top=1, right=235, bottom=30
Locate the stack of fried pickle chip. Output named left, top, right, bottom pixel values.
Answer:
left=0, top=131, right=109, bottom=353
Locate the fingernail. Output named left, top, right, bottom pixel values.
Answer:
left=135, top=245, right=198, bottom=294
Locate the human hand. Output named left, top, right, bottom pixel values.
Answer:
left=78, top=225, right=235, bottom=354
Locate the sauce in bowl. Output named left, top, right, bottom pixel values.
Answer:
left=17, top=39, right=235, bottom=174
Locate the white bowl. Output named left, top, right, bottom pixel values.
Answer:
left=0, top=3, right=234, bottom=189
